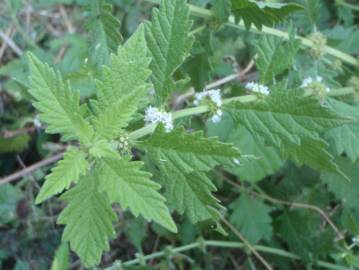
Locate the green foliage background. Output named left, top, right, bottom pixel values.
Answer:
left=1, top=0, right=359, bottom=269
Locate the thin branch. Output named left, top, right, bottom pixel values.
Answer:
left=0, top=152, right=64, bottom=186
left=104, top=239, right=350, bottom=270
left=221, top=217, right=274, bottom=270
left=0, top=29, right=23, bottom=56
left=222, top=177, right=344, bottom=241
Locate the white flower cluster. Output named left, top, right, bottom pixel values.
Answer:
left=194, top=89, right=223, bottom=123
left=144, top=106, right=173, bottom=132
left=194, top=89, right=222, bottom=107
left=245, top=82, right=270, bottom=95
left=301, top=76, right=330, bottom=92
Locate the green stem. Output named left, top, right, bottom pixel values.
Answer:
left=144, top=0, right=359, bottom=67
left=337, top=1, right=359, bottom=11
left=104, top=240, right=350, bottom=270
left=129, top=87, right=354, bottom=141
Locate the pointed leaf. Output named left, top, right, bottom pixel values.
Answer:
left=96, top=24, right=151, bottom=109
left=58, top=172, right=116, bottom=268
left=28, top=53, right=93, bottom=143
left=98, top=157, right=177, bottom=232
left=140, top=126, right=240, bottom=223
left=145, top=0, right=194, bottom=104
left=36, top=147, right=88, bottom=204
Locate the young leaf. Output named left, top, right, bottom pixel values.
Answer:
left=35, top=147, right=89, bottom=204
left=230, top=193, right=272, bottom=243
left=96, top=24, right=151, bottom=108
left=86, top=0, right=123, bottom=66
left=231, top=0, right=303, bottom=30
left=58, top=172, right=116, bottom=268
left=254, top=35, right=300, bottom=83
left=93, top=87, right=147, bottom=140
left=27, top=53, right=93, bottom=143
left=325, top=99, right=359, bottom=162
left=97, top=157, right=177, bottom=233
left=145, top=0, right=194, bottom=104
left=140, top=126, right=239, bottom=223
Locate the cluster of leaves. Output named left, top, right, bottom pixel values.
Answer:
left=2, top=0, right=359, bottom=269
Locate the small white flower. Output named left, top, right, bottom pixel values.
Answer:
left=144, top=106, right=173, bottom=132
left=245, top=82, right=270, bottom=95
left=33, top=116, right=42, bottom=128
left=233, top=158, right=241, bottom=165
left=300, top=76, right=331, bottom=93
left=194, top=89, right=224, bottom=124
left=211, top=114, right=221, bottom=123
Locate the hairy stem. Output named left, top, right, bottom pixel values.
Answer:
left=129, top=87, right=355, bottom=140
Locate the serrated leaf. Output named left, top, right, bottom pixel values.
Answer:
left=231, top=0, right=303, bottom=30
left=86, top=0, right=123, bottom=66
left=35, top=147, right=88, bottom=204
left=98, top=157, right=177, bottom=233
left=93, top=87, right=147, bottom=140
left=28, top=53, right=93, bottom=143
left=230, top=193, right=272, bottom=243
left=89, top=140, right=118, bottom=159
left=96, top=24, right=151, bottom=108
left=254, top=35, right=300, bottom=83
left=325, top=99, right=359, bottom=162
left=51, top=243, right=69, bottom=270
left=145, top=0, right=194, bottom=104
left=227, top=127, right=283, bottom=182
left=212, top=0, right=232, bottom=24
left=58, top=172, right=116, bottom=268
left=140, top=126, right=239, bottom=223
left=321, top=157, right=359, bottom=211
left=226, top=89, right=349, bottom=172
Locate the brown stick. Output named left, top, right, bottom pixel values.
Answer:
left=0, top=152, right=64, bottom=186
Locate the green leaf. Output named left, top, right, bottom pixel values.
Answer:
left=89, top=140, right=118, bottom=159
left=0, top=133, right=30, bottom=154
left=35, top=147, right=89, bottom=204
left=27, top=53, right=94, bottom=143
left=325, top=99, right=359, bottom=162
left=140, top=126, right=240, bottom=223
left=0, top=184, right=23, bottom=224
left=227, top=127, right=283, bottom=183
left=145, top=0, right=194, bottom=104
left=226, top=89, right=349, bottom=172
left=86, top=0, right=123, bottom=66
left=230, top=193, right=272, bottom=243
left=51, top=243, right=70, bottom=270
left=231, top=0, right=303, bottom=30
left=254, top=35, right=300, bottom=83
left=212, top=0, right=232, bottom=24
left=58, top=172, right=116, bottom=268
left=96, top=24, right=151, bottom=108
left=98, top=157, right=177, bottom=233
left=321, top=157, right=359, bottom=211
left=93, top=87, right=147, bottom=140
